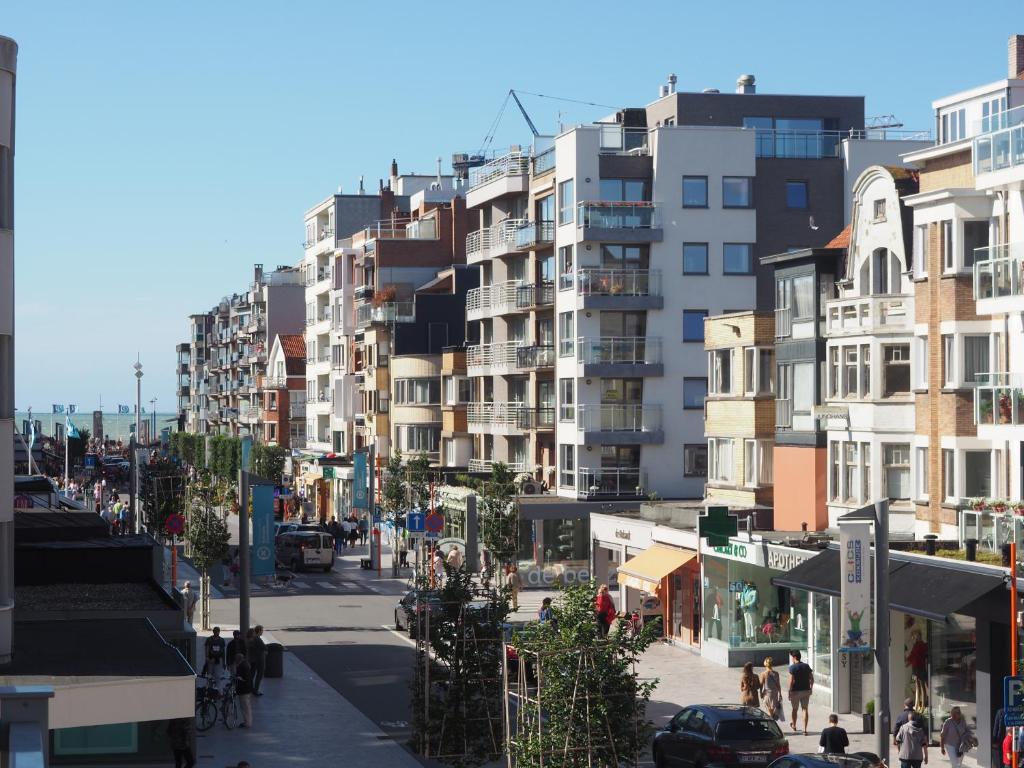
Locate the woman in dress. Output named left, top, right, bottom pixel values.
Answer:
left=759, top=656, right=783, bottom=720
left=740, top=661, right=762, bottom=707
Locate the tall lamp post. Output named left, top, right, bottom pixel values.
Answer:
left=134, top=360, right=143, bottom=533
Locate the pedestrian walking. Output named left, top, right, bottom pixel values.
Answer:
left=507, top=565, right=523, bottom=611
left=234, top=654, right=253, bottom=728
left=328, top=517, right=341, bottom=553
left=204, top=626, right=226, bottom=682
left=167, top=717, right=196, bottom=768
left=994, top=707, right=1007, bottom=768
left=446, top=544, right=464, bottom=570
left=180, top=580, right=198, bottom=625
left=432, top=548, right=445, bottom=586
left=358, top=515, right=369, bottom=546
left=739, top=661, right=762, bottom=707
left=119, top=502, right=130, bottom=534
left=896, top=712, right=929, bottom=768
left=819, top=713, right=849, bottom=754
left=397, top=532, right=409, bottom=568
left=939, top=707, right=975, bottom=768
left=226, top=630, right=243, bottom=679
left=787, top=649, right=814, bottom=735
left=595, top=584, right=616, bottom=637
left=538, top=597, right=557, bottom=629
left=348, top=516, right=359, bottom=548
left=249, top=625, right=267, bottom=696
left=893, top=698, right=924, bottom=745
left=759, top=657, right=783, bottom=721
left=339, top=517, right=351, bottom=549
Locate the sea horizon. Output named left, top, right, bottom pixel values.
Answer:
left=15, top=410, right=180, bottom=441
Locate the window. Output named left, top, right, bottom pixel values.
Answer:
left=962, top=220, right=989, bottom=269
left=723, top=177, right=753, bottom=208
left=941, top=220, right=954, bottom=272
left=683, top=243, right=709, bottom=274
left=684, top=445, right=708, bottom=477
left=558, top=245, right=574, bottom=290
left=776, top=274, right=815, bottom=319
left=872, top=199, right=886, bottom=221
left=559, top=378, right=574, bottom=421
left=883, top=444, right=910, bottom=501
left=964, top=450, right=992, bottom=498
left=558, top=179, right=574, bottom=224
left=723, top=243, right=753, bottom=275
left=859, top=345, right=870, bottom=399
left=828, top=348, right=839, bottom=398
left=682, top=176, right=708, bottom=208
left=400, top=425, right=440, bottom=453
left=942, top=335, right=955, bottom=388
left=940, top=108, right=966, bottom=143
left=882, top=344, right=910, bottom=397
left=683, top=310, right=708, bottom=342
left=559, top=311, right=574, bottom=357
left=683, top=377, right=708, bottom=408
left=963, top=336, right=990, bottom=384
left=709, top=350, right=731, bottom=394
left=830, top=442, right=840, bottom=501
left=843, top=443, right=858, bottom=502
left=943, top=449, right=955, bottom=501
left=743, top=348, right=773, bottom=394
left=444, top=376, right=471, bottom=406
left=786, top=181, right=808, bottom=209
left=916, top=446, right=929, bottom=500
left=559, top=444, right=575, bottom=488
left=393, top=378, right=441, bottom=405
left=843, top=347, right=858, bottom=397
left=913, top=225, right=928, bottom=278
left=914, top=337, right=928, bottom=389
left=708, top=438, right=734, bottom=482
left=600, top=178, right=648, bottom=202
left=861, top=443, right=871, bottom=503
left=744, top=439, right=773, bottom=487
left=54, top=723, right=138, bottom=756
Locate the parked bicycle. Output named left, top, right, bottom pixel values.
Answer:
left=195, top=675, right=241, bottom=731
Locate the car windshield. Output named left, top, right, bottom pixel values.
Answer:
left=716, top=719, right=783, bottom=741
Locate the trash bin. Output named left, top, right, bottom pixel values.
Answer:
left=265, top=643, right=285, bottom=678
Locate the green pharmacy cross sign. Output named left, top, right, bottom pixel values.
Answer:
left=699, top=506, right=738, bottom=547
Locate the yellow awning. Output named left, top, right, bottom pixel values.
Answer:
left=617, top=545, right=696, bottom=593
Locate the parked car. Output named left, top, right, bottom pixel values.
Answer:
left=394, top=589, right=443, bottom=638
left=652, top=705, right=788, bottom=768
left=274, top=522, right=322, bottom=541
left=275, top=531, right=335, bottom=572
left=768, top=755, right=874, bottom=768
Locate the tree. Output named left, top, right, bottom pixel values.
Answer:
left=251, top=442, right=287, bottom=483
left=509, top=583, right=660, bottom=767
left=138, top=456, right=186, bottom=533
left=477, top=462, right=518, bottom=575
left=381, top=449, right=406, bottom=520
left=406, top=452, right=432, bottom=509
left=185, top=482, right=231, bottom=571
left=68, top=427, right=91, bottom=466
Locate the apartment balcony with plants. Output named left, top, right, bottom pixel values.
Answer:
left=576, top=201, right=662, bottom=244
left=574, top=268, right=663, bottom=310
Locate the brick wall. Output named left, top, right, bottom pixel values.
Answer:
left=917, top=150, right=973, bottom=193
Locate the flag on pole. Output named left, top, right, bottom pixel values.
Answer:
left=65, top=417, right=80, bottom=440
left=118, top=405, right=130, bottom=414
left=68, top=404, right=77, bottom=414
left=52, top=404, right=65, bottom=414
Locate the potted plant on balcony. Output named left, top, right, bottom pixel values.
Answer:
left=992, top=499, right=1009, bottom=514
left=1013, top=502, right=1024, bottom=516
left=979, top=396, right=994, bottom=423
left=372, top=285, right=396, bottom=307
left=970, top=497, right=988, bottom=511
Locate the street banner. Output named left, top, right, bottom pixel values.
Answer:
left=353, top=451, right=368, bottom=509
left=118, top=405, right=130, bottom=415
left=839, top=520, right=871, bottom=652
left=251, top=484, right=275, bottom=577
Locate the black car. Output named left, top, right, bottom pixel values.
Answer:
left=653, top=705, right=789, bottom=768
left=768, top=754, right=874, bottom=768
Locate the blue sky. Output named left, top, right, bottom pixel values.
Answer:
left=4, top=0, right=1019, bottom=411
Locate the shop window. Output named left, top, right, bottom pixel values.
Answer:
left=883, top=444, right=910, bottom=501
left=882, top=344, right=910, bottom=397
left=963, top=450, right=992, bottom=498
left=684, top=444, right=707, bottom=477
left=54, top=723, right=138, bottom=755
left=709, top=350, right=732, bottom=394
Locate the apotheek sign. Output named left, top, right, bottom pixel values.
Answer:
left=766, top=546, right=813, bottom=572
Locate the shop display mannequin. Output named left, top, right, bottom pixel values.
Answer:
left=740, top=582, right=759, bottom=640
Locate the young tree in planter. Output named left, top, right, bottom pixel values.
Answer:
left=509, top=582, right=660, bottom=768
left=381, top=449, right=406, bottom=520
left=477, top=462, right=518, bottom=582
left=184, top=480, right=231, bottom=630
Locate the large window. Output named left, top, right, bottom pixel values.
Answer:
left=558, top=179, right=574, bottom=225
left=399, top=425, right=440, bottom=453
left=964, top=450, right=992, bottom=498
left=708, top=438, right=734, bottom=482
left=963, top=336, right=990, bottom=384
left=786, top=181, right=808, bottom=209
left=559, top=311, right=574, bottom=357
left=709, top=350, right=731, bottom=394
left=743, top=348, right=773, bottom=395
left=559, top=378, right=574, bottom=421
left=744, top=439, right=773, bottom=487
left=393, top=378, right=441, bottom=405
left=882, top=344, right=910, bottom=397
left=600, top=177, right=648, bottom=202
left=962, top=220, right=989, bottom=269
left=684, top=377, right=708, bottom=409
left=776, top=274, right=815, bottom=319
left=723, top=177, right=753, bottom=208
left=684, top=445, right=708, bottom=477
left=683, top=310, right=708, bottom=342
left=558, top=245, right=574, bottom=290
left=682, top=176, right=708, bottom=208
left=559, top=444, right=575, bottom=488
left=683, top=242, right=709, bottom=274
left=883, top=444, right=910, bottom=501
left=723, top=243, right=753, bottom=275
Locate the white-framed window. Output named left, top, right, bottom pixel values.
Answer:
left=915, top=446, right=929, bottom=501
left=743, top=439, right=773, bottom=488
left=829, top=442, right=840, bottom=501
left=834, top=345, right=870, bottom=398
left=942, top=449, right=955, bottom=502
left=828, top=347, right=839, bottom=398
left=443, top=376, right=471, bottom=406
left=558, top=179, right=574, bottom=225
left=708, top=437, right=734, bottom=483
left=743, top=347, right=774, bottom=395
left=913, top=225, right=928, bottom=278
left=942, top=335, right=955, bottom=388
left=872, top=199, right=886, bottom=221
left=709, top=349, right=732, bottom=394
left=843, top=442, right=859, bottom=502
left=559, top=444, right=574, bottom=488
left=399, top=425, right=440, bottom=453
left=914, top=337, right=928, bottom=389
left=861, top=443, right=871, bottom=503
left=883, top=444, right=910, bottom=501
left=882, top=344, right=910, bottom=397
left=963, top=335, right=990, bottom=385
left=558, top=245, right=574, bottom=290
left=393, top=378, right=441, bottom=405
left=941, top=219, right=954, bottom=272
left=964, top=449, right=993, bottom=498
left=559, top=378, right=574, bottom=421
left=558, top=311, right=574, bottom=357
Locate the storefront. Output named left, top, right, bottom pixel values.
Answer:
left=700, top=537, right=824, bottom=679
left=775, top=548, right=1011, bottom=757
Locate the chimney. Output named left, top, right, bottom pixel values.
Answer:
left=358, top=175, right=365, bottom=195
left=667, top=73, right=677, bottom=94
left=736, top=74, right=756, bottom=94
left=390, top=158, right=399, bottom=178
left=1010, top=35, right=1024, bottom=79
left=659, top=85, right=669, bottom=98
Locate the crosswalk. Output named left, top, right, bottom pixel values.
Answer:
left=222, top=576, right=383, bottom=597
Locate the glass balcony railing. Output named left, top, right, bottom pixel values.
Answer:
left=577, top=467, right=646, bottom=498
left=356, top=302, right=415, bottom=327
left=974, top=113, right=1024, bottom=176
left=576, top=268, right=661, bottom=297
left=516, top=344, right=555, bottom=369
left=973, top=242, right=1024, bottom=301
left=516, top=406, right=555, bottom=430
left=577, top=201, right=658, bottom=230
left=532, top=147, right=556, bottom=175
left=576, top=404, right=661, bottom=433
left=576, top=336, right=662, bottom=366
left=974, top=372, right=1024, bottom=427
left=597, top=124, right=649, bottom=155
left=514, top=220, right=555, bottom=250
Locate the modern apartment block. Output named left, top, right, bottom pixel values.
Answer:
left=261, top=333, right=306, bottom=450
left=175, top=342, right=190, bottom=428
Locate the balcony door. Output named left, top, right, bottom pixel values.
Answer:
left=599, top=311, right=646, bottom=337
left=599, top=178, right=649, bottom=202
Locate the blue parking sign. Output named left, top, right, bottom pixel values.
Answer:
left=1005, top=676, right=1024, bottom=726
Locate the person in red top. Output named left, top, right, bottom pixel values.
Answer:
left=1003, top=730, right=1013, bottom=768
left=595, top=584, right=616, bottom=637
left=906, top=629, right=928, bottom=710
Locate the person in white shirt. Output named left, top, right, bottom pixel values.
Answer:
left=446, top=544, right=464, bottom=570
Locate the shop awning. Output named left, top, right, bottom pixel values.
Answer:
left=617, top=545, right=696, bottom=593
left=772, top=549, right=1007, bottom=622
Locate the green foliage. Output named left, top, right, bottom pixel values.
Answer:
left=68, top=427, right=91, bottom=465
left=452, top=473, right=484, bottom=492
left=251, top=442, right=287, bottom=482
left=185, top=480, right=231, bottom=571
left=478, top=462, right=518, bottom=569
left=510, top=582, right=660, bottom=768
left=139, top=456, right=187, bottom=533
left=169, top=431, right=207, bottom=469
left=406, top=452, right=432, bottom=507
left=381, top=449, right=407, bottom=519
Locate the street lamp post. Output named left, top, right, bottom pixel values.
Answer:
left=134, top=361, right=143, bottom=533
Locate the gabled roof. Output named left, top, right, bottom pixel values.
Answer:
left=824, top=225, right=851, bottom=250
left=279, top=334, right=306, bottom=359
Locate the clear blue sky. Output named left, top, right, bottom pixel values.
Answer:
left=4, top=1, right=1019, bottom=412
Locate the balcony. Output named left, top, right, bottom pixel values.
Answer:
left=974, top=373, right=1024, bottom=429
left=466, top=218, right=529, bottom=264
left=466, top=280, right=554, bottom=321
left=467, top=340, right=523, bottom=373
left=532, top=147, right=555, bottom=176
left=973, top=105, right=1024, bottom=181
left=467, top=151, right=530, bottom=207
left=356, top=301, right=415, bottom=328
left=575, top=268, right=663, bottom=310
left=576, top=404, right=663, bottom=445
left=357, top=218, right=438, bottom=244
left=516, top=344, right=555, bottom=370
left=973, top=242, right=1024, bottom=314
left=825, top=295, right=911, bottom=337
left=597, top=124, right=650, bottom=155
left=468, top=458, right=529, bottom=474
left=576, top=201, right=662, bottom=243
left=514, top=221, right=555, bottom=250
left=776, top=398, right=793, bottom=430
left=576, top=336, right=663, bottom=376
left=290, top=402, right=307, bottom=418
left=576, top=467, right=647, bottom=499
left=516, top=406, right=555, bottom=430
left=467, top=402, right=529, bottom=434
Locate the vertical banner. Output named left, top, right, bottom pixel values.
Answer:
left=839, top=521, right=872, bottom=652
left=251, top=484, right=275, bottom=577
left=353, top=450, right=368, bottom=509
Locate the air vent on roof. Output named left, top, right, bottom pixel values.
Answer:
left=702, top=88, right=720, bottom=94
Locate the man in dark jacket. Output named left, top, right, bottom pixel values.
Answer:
left=226, top=630, right=243, bottom=678
left=167, top=717, right=195, bottom=768
left=235, top=654, right=253, bottom=728
left=248, top=624, right=267, bottom=696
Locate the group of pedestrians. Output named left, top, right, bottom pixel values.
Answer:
left=737, top=651, right=813, bottom=734
left=326, top=514, right=368, bottom=552
left=203, top=625, right=268, bottom=730
left=98, top=493, right=131, bottom=534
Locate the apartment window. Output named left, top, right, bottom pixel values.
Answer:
left=915, top=447, right=929, bottom=500
left=913, top=225, right=928, bottom=279
left=393, top=378, right=440, bottom=405
left=684, top=377, right=708, bottom=409
left=600, top=177, right=648, bottom=202
left=558, top=245, right=574, bottom=290
left=963, top=450, right=992, bottom=498
left=941, top=220, right=954, bottom=272
left=882, top=344, right=910, bottom=397
left=744, top=439, right=773, bottom=487
left=786, top=181, right=808, bottom=209
left=861, top=443, right=871, bottom=503
left=830, top=442, right=840, bottom=501
left=872, top=199, right=886, bottom=221
left=776, top=274, right=815, bottom=319
left=914, top=337, right=928, bottom=389
left=558, top=179, right=574, bottom=225
left=843, top=443, right=859, bottom=502
left=962, top=220, right=989, bottom=269
left=683, top=310, right=708, bottom=342
left=684, top=445, right=708, bottom=478
left=743, top=348, right=773, bottom=395
left=942, top=335, right=955, bottom=387
left=559, top=311, right=574, bottom=357
left=444, top=376, right=471, bottom=406
left=401, top=425, right=440, bottom=454
left=682, top=176, right=708, bottom=208
left=723, top=243, right=753, bottom=275
left=723, top=177, right=753, bottom=208
left=963, top=335, right=990, bottom=384
left=559, top=378, right=574, bottom=421
left=559, top=444, right=575, bottom=488
left=828, top=348, right=839, bottom=398
left=943, top=449, right=955, bottom=501
left=683, top=243, right=709, bottom=275
left=883, top=444, right=910, bottom=501
left=708, top=438, right=734, bottom=483
left=940, top=108, right=966, bottom=143
left=843, top=347, right=858, bottom=398
left=708, top=350, right=731, bottom=394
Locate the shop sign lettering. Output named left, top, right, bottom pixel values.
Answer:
left=712, top=543, right=748, bottom=560
left=766, top=547, right=811, bottom=572
left=614, top=529, right=631, bottom=541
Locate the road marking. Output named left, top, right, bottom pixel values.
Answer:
left=382, top=624, right=416, bottom=647
left=292, top=580, right=311, bottom=589
left=316, top=581, right=338, bottom=590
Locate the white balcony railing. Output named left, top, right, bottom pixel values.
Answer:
left=466, top=280, right=554, bottom=319
left=467, top=340, right=525, bottom=369
left=576, top=404, right=661, bottom=432
left=467, top=402, right=529, bottom=426
left=465, top=218, right=529, bottom=260
left=974, top=372, right=1024, bottom=427
left=468, top=458, right=529, bottom=474
left=974, top=242, right=1024, bottom=302
left=576, top=336, right=662, bottom=365
left=576, top=268, right=661, bottom=297
left=825, top=295, right=911, bottom=335
left=468, top=151, right=530, bottom=190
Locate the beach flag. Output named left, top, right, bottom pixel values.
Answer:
left=65, top=417, right=80, bottom=440
left=68, top=404, right=77, bottom=414
left=118, top=405, right=130, bottom=414
left=52, top=404, right=64, bottom=414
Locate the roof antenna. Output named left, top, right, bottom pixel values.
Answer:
left=358, top=176, right=365, bottom=195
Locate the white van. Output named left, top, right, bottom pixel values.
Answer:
left=275, top=531, right=335, bottom=573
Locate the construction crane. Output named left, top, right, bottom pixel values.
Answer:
left=475, top=89, right=615, bottom=157
left=509, top=90, right=539, bottom=137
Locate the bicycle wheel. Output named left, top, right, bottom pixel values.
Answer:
left=222, top=694, right=240, bottom=730
left=196, top=698, right=217, bottom=732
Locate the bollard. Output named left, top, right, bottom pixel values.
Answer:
left=965, top=538, right=979, bottom=562
left=924, top=534, right=938, bottom=557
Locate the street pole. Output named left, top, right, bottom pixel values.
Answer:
left=1012, top=542, right=1018, bottom=768
left=239, top=436, right=252, bottom=637
left=874, top=500, right=890, bottom=764
left=133, top=361, right=143, bottom=533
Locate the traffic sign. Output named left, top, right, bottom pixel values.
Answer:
left=165, top=513, right=184, bottom=536
left=425, top=513, right=443, bottom=534
left=1005, top=676, right=1024, bottom=726
left=407, top=512, right=425, bottom=533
